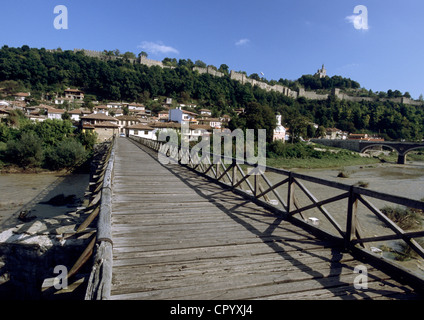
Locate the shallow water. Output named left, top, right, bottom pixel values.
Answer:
left=0, top=173, right=90, bottom=229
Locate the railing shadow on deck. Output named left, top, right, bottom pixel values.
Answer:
left=128, top=136, right=424, bottom=298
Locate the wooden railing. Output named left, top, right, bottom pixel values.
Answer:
left=83, top=135, right=116, bottom=300
left=130, top=136, right=424, bottom=283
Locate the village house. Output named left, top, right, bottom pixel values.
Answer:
left=80, top=113, right=118, bottom=126
left=106, top=102, right=125, bottom=109
left=158, top=110, right=169, bottom=121
left=47, top=107, right=66, bottom=120
left=116, top=115, right=140, bottom=134
left=13, top=92, right=30, bottom=101
left=197, top=117, right=222, bottom=129
left=188, top=124, right=212, bottom=141
left=127, top=102, right=145, bottom=114
left=26, top=114, right=46, bottom=122
left=93, top=105, right=109, bottom=115
left=54, top=96, right=72, bottom=105
left=325, top=128, right=347, bottom=140
left=220, top=114, right=231, bottom=124
left=68, top=108, right=91, bottom=122
left=199, top=109, right=212, bottom=116
left=80, top=113, right=119, bottom=141
left=148, top=121, right=181, bottom=140
left=64, top=88, right=84, bottom=101
left=92, top=122, right=119, bottom=141
left=0, top=108, right=11, bottom=119
left=110, top=108, right=124, bottom=117
left=348, top=133, right=384, bottom=141
left=10, top=101, right=27, bottom=110
left=169, top=107, right=198, bottom=124
left=0, top=100, right=10, bottom=107
left=126, top=123, right=155, bottom=139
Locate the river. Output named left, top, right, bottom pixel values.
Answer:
left=0, top=172, right=90, bottom=230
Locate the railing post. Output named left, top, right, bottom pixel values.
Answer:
left=345, top=186, right=358, bottom=249
left=254, top=174, right=257, bottom=198
left=287, top=172, right=295, bottom=214
left=231, top=159, right=236, bottom=188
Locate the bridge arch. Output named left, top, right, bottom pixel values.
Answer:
left=359, top=143, right=424, bottom=164
left=359, top=144, right=398, bottom=154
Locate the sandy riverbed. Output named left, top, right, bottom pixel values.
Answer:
left=0, top=172, right=90, bottom=231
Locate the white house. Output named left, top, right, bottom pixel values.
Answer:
left=47, top=108, right=66, bottom=120
left=116, top=115, right=140, bottom=134
left=188, top=124, right=212, bottom=141
left=0, top=100, right=10, bottom=107
left=93, top=105, right=109, bottom=115
left=14, top=92, right=30, bottom=101
left=26, top=114, right=46, bottom=122
left=199, top=109, right=212, bottom=116
left=128, top=102, right=145, bottom=113
left=126, top=123, right=155, bottom=139
left=68, top=108, right=91, bottom=122
left=106, top=102, right=125, bottom=109
left=198, top=117, right=222, bottom=129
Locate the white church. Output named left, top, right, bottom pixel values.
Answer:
left=273, top=113, right=287, bottom=142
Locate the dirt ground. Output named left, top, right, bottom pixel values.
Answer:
left=0, top=172, right=90, bottom=231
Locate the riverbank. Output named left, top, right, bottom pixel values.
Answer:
left=266, top=153, right=381, bottom=169
left=0, top=172, right=90, bottom=230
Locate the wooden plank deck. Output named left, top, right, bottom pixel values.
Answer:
left=109, top=137, right=421, bottom=300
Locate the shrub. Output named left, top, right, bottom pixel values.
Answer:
left=44, top=138, right=88, bottom=170
left=337, top=171, right=350, bottom=178
left=268, top=141, right=321, bottom=159
left=5, top=132, right=44, bottom=168
left=381, top=205, right=422, bottom=230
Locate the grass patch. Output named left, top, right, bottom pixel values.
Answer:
left=266, top=141, right=382, bottom=169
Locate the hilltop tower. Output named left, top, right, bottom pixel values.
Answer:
left=315, top=64, right=327, bottom=78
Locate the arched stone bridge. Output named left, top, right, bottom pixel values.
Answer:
left=310, top=139, right=424, bottom=164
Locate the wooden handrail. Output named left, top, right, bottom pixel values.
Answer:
left=131, top=136, right=424, bottom=269
left=85, top=135, right=116, bottom=300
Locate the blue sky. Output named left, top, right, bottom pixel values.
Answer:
left=1, top=0, right=423, bottom=98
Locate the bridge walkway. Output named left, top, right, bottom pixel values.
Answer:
left=109, top=137, right=420, bottom=300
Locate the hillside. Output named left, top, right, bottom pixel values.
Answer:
left=0, top=45, right=423, bottom=141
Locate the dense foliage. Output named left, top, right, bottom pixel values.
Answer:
left=0, top=113, right=96, bottom=170
left=0, top=45, right=423, bottom=142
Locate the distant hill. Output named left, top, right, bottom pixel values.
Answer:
left=0, top=45, right=423, bottom=141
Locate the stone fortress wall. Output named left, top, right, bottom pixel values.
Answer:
left=73, top=49, right=423, bottom=106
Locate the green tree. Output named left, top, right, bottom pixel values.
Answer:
left=44, top=138, right=88, bottom=170
left=243, top=102, right=276, bottom=143
left=6, top=132, right=44, bottom=168
left=218, top=64, right=229, bottom=75
left=285, top=114, right=308, bottom=143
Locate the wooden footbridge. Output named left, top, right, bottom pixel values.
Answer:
left=84, top=136, right=424, bottom=300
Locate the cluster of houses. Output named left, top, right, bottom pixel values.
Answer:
left=323, top=128, right=384, bottom=141
left=0, top=89, right=238, bottom=142
left=0, top=88, right=383, bottom=143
